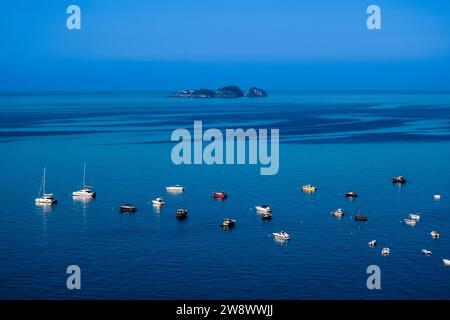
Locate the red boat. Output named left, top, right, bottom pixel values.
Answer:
left=213, top=192, right=228, bottom=199
left=354, top=213, right=368, bottom=221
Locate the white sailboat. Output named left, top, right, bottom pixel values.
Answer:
left=72, top=163, right=96, bottom=198
left=35, top=167, right=58, bottom=204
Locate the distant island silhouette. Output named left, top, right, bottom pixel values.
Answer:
left=168, top=85, right=268, bottom=98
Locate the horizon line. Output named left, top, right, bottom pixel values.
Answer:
left=1, top=89, right=450, bottom=96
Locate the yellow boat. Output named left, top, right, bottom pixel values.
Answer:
left=301, top=185, right=317, bottom=192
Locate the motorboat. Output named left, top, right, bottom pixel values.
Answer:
left=345, top=192, right=358, bottom=198
left=408, top=213, right=421, bottom=221
left=119, top=204, right=137, bottom=213
left=403, top=219, right=417, bottom=227
left=166, top=185, right=184, bottom=192
left=255, top=205, right=272, bottom=213
left=261, top=213, right=272, bottom=220
left=273, top=231, right=291, bottom=241
left=368, top=240, right=377, bottom=247
left=152, top=197, right=165, bottom=206
left=213, top=191, right=228, bottom=199
left=422, top=249, right=432, bottom=256
left=72, top=163, right=96, bottom=198
left=35, top=167, right=58, bottom=205
left=443, top=259, right=450, bottom=266
left=430, top=230, right=440, bottom=239
left=434, top=194, right=441, bottom=200
left=331, top=208, right=344, bottom=217
left=301, top=185, right=317, bottom=192
left=354, top=213, right=368, bottom=221
left=176, top=209, right=188, bottom=218
left=381, top=247, right=390, bottom=255
left=221, top=218, right=236, bottom=228
left=392, top=176, right=407, bottom=184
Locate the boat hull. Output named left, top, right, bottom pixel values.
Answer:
left=255, top=206, right=272, bottom=213
left=35, top=197, right=57, bottom=204
left=213, top=193, right=228, bottom=199
left=166, top=186, right=184, bottom=192
left=404, top=219, right=417, bottom=226
left=72, top=191, right=96, bottom=198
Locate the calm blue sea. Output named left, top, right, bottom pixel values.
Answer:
left=0, top=92, right=449, bottom=299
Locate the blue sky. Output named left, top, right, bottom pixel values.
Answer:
left=1, top=0, right=450, bottom=91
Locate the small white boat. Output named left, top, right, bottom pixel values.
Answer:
left=255, top=205, right=272, bottom=213
left=381, top=247, right=390, bottom=255
left=434, top=194, right=441, bottom=200
left=408, top=213, right=421, bottom=221
left=152, top=197, right=165, bottom=206
left=166, top=185, right=184, bottom=192
left=273, top=231, right=291, bottom=241
left=404, top=219, right=417, bottom=227
left=331, top=208, right=344, bottom=217
left=430, top=230, right=440, bottom=239
left=35, top=168, right=58, bottom=205
left=422, top=249, right=432, bottom=256
left=72, top=163, right=96, bottom=198
left=368, top=240, right=377, bottom=247
left=443, top=259, right=450, bottom=266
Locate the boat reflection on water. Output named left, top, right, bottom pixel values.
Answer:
left=273, top=236, right=290, bottom=246
left=152, top=203, right=163, bottom=213
left=73, top=195, right=94, bottom=209
left=151, top=197, right=165, bottom=213
left=35, top=202, right=54, bottom=214
left=35, top=203, right=53, bottom=239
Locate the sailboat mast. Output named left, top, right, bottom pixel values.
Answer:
left=43, top=167, right=46, bottom=195
left=83, top=162, right=86, bottom=188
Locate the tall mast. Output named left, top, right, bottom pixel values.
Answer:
left=43, top=167, right=46, bottom=195
left=83, top=162, right=86, bottom=188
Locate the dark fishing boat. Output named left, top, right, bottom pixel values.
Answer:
left=354, top=213, right=368, bottom=221
left=392, top=176, right=407, bottom=184
left=221, top=218, right=236, bottom=228
left=176, top=209, right=188, bottom=219
left=262, top=213, right=272, bottom=220
left=345, top=192, right=358, bottom=198
left=119, top=204, right=137, bottom=213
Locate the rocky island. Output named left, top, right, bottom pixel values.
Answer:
left=246, top=87, right=268, bottom=97
left=169, top=85, right=267, bottom=98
